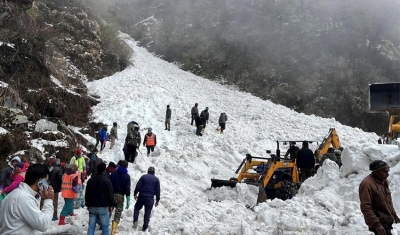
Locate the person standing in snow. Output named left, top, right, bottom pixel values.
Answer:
left=200, top=107, right=209, bottom=133
left=0, top=162, right=26, bottom=202
left=359, top=160, right=400, bottom=235
left=94, top=126, right=103, bottom=150
left=132, top=166, right=160, bottom=232
left=59, top=164, right=80, bottom=225
left=319, top=147, right=338, bottom=166
left=99, top=126, right=108, bottom=154
left=195, top=114, right=203, bottom=136
left=109, top=122, right=118, bottom=150
left=69, top=149, right=87, bottom=183
left=284, top=142, right=299, bottom=160
left=109, top=160, right=131, bottom=235
left=125, top=124, right=141, bottom=163
left=143, top=128, right=157, bottom=157
left=165, top=105, right=171, bottom=131
left=87, top=148, right=103, bottom=177
left=296, top=141, right=315, bottom=182
left=0, top=156, right=21, bottom=190
left=191, top=103, right=199, bottom=125
left=0, top=164, right=54, bottom=234
left=217, top=112, right=228, bottom=134
left=85, top=162, right=114, bottom=235
left=46, top=156, right=63, bottom=221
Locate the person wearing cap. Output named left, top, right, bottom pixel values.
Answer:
left=109, top=160, right=131, bottom=235
left=0, top=156, right=21, bottom=190
left=0, top=164, right=54, bottom=234
left=132, top=166, right=161, bottom=231
left=296, top=141, right=315, bottom=182
left=359, top=160, right=400, bottom=235
left=46, top=156, right=63, bottom=221
left=85, top=162, right=114, bottom=235
left=109, top=122, right=118, bottom=150
left=143, top=128, right=157, bottom=157
left=191, top=103, right=199, bottom=126
left=165, top=105, right=171, bottom=131
left=0, top=162, right=26, bottom=200
left=69, top=149, right=87, bottom=182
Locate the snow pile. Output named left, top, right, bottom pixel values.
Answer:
left=40, top=33, right=400, bottom=235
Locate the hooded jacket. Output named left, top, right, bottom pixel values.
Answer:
left=359, top=174, right=399, bottom=227
left=0, top=156, right=21, bottom=189
left=0, top=183, right=53, bottom=235
left=110, top=167, right=131, bottom=196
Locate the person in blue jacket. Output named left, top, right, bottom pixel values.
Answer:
left=132, top=166, right=160, bottom=232
left=99, top=126, right=108, bottom=154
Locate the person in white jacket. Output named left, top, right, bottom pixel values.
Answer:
left=0, top=164, right=55, bottom=235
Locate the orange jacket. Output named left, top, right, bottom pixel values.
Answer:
left=61, top=173, right=78, bottom=199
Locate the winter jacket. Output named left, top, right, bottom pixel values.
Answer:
left=191, top=106, right=198, bottom=117
left=284, top=146, right=299, bottom=159
left=320, top=153, right=338, bottom=166
left=48, top=166, right=63, bottom=193
left=110, top=167, right=131, bottom=196
left=359, top=174, right=399, bottom=227
left=166, top=108, right=172, bottom=119
left=195, top=116, right=203, bottom=127
left=69, top=155, right=86, bottom=173
left=218, top=113, right=228, bottom=124
left=200, top=110, right=209, bottom=122
left=3, top=170, right=26, bottom=194
left=87, top=153, right=103, bottom=176
left=127, top=121, right=139, bottom=134
left=143, top=133, right=157, bottom=147
left=85, top=173, right=114, bottom=207
left=96, top=128, right=102, bottom=139
left=110, top=126, right=118, bottom=138
left=126, top=129, right=141, bottom=146
left=296, top=147, right=315, bottom=169
left=0, top=183, right=53, bottom=235
left=0, top=156, right=21, bottom=189
left=99, top=129, right=108, bottom=141
left=134, top=173, right=160, bottom=203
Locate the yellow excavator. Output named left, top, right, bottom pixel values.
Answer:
left=211, top=141, right=303, bottom=204
left=369, top=82, right=400, bottom=144
left=314, top=128, right=342, bottom=165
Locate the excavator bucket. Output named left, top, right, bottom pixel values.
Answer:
left=369, top=82, right=400, bottom=115
left=256, top=183, right=268, bottom=204
left=210, top=178, right=238, bottom=188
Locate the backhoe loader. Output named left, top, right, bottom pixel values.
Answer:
left=314, top=128, right=342, bottom=165
left=211, top=141, right=309, bottom=204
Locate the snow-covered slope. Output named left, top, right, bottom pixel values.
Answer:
left=42, top=33, right=400, bottom=235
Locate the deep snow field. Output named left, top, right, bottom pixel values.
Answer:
left=41, top=33, right=400, bottom=235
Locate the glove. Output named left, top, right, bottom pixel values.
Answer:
left=72, top=186, right=79, bottom=193
left=125, top=196, right=131, bottom=209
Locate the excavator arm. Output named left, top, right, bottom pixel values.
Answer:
left=315, top=128, right=341, bottom=161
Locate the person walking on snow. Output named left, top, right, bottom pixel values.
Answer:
left=0, top=156, right=21, bottom=190
left=359, top=160, right=400, bottom=235
left=0, top=162, right=26, bottom=202
left=200, top=107, right=209, bottom=133
left=59, top=164, right=80, bottom=225
left=191, top=103, right=199, bottom=125
left=0, top=164, right=54, bottom=235
left=218, top=112, right=228, bottom=134
left=99, top=126, right=108, bottom=154
left=125, top=124, right=141, bottom=163
left=132, top=166, right=160, bottom=232
left=85, top=162, right=114, bottom=235
left=165, top=105, right=171, bottom=131
left=69, top=149, right=87, bottom=183
left=46, top=156, right=63, bottom=221
left=195, top=114, right=203, bottom=136
left=143, top=128, right=157, bottom=157
left=94, top=126, right=103, bottom=150
left=110, top=160, right=131, bottom=235
left=109, top=122, right=118, bottom=150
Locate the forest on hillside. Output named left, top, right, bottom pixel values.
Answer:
left=88, top=0, right=399, bottom=133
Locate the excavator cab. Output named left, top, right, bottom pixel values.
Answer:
left=369, top=82, right=400, bottom=144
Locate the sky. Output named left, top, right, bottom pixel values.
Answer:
left=40, top=33, right=400, bottom=235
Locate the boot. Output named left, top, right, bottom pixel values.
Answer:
left=110, top=146, right=113, bottom=150
left=132, top=221, right=138, bottom=228
left=58, top=216, right=67, bottom=225
left=111, top=221, right=118, bottom=235
left=99, top=150, right=103, bottom=154
left=147, top=153, right=150, bottom=157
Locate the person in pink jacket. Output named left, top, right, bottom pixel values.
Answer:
left=2, top=162, right=26, bottom=194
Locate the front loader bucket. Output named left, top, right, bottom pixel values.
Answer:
left=256, top=183, right=268, bottom=204
left=211, top=179, right=238, bottom=188
left=369, top=83, right=400, bottom=114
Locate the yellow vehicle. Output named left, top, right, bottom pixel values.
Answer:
left=369, top=82, right=400, bottom=144
left=314, top=128, right=342, bottom=164
left=211, top=141, right=302, bottom=204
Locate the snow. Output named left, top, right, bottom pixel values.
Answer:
left=41, top=33, right=400, bottom=235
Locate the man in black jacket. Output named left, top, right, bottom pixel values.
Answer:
left=85, top=162, right=114, bottom=235
left=296, top=141, right=315, bottom=182
left=47, top=156, right=63, bottom=221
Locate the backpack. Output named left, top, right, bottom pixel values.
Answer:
left=126, top=130, right=141, bottom=146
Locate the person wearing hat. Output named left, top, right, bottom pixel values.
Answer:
left=132, top=166, right=160, bottom=232
left=143, top=128, right=157, bottom=157
left=109, top=122, right=118, bottom=150
left=0, top=156, right=21, bottom=190
left=359, top=160, right=400, bottom=235
left=0, top=162, right=26, bottom=201
left=109, top=160, right=131, bottom=235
